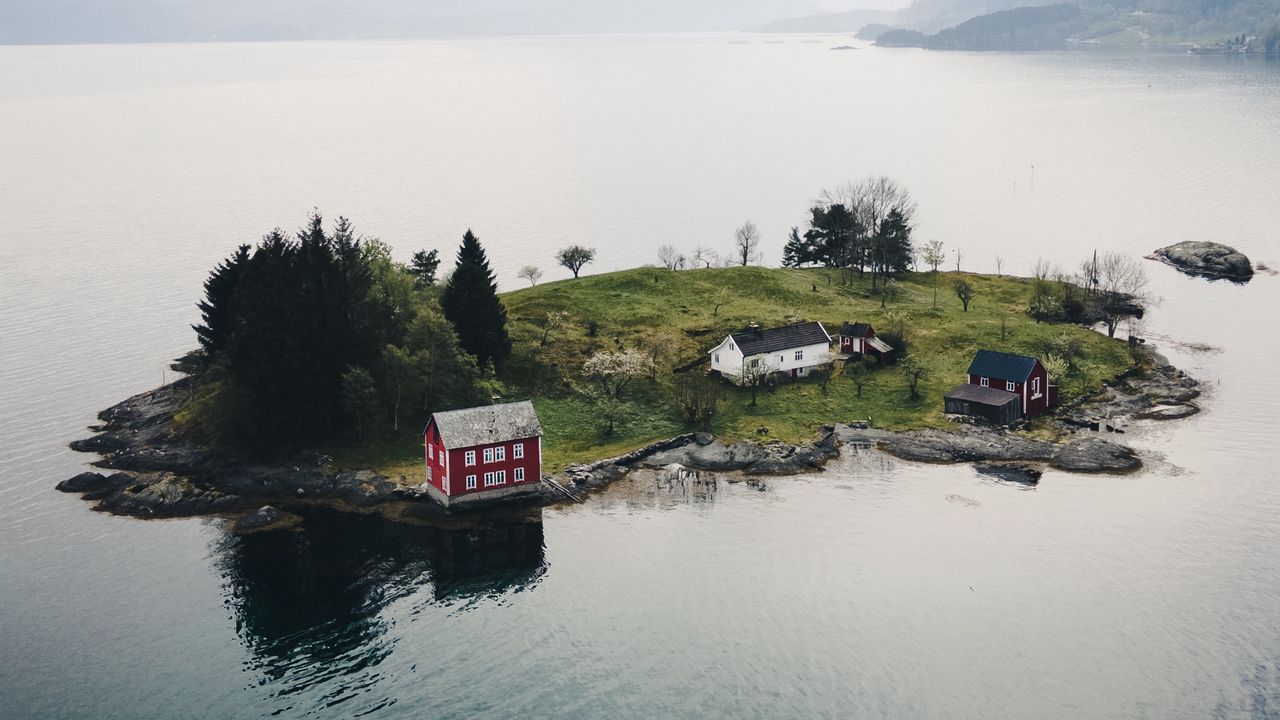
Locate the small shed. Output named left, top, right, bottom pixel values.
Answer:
left=944, top=384, right=1023, bottom=425
left=839, top=322, right=893, bottom=361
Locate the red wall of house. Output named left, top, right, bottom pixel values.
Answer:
left=423, top=422, right=542, bottom=497
left=968, top=362, right=1052, bottom=416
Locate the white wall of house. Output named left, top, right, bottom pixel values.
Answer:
left=709, top=336, right=744, bottom=377
left=711, top=337, right=832, bottom=383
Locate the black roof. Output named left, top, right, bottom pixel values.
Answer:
left=841, top=322, right=873, bottom=337
left=731, top=321, right=831, bottom=357
left=967, top=350, right=1039, bottom=382
left=944, top=384, right=1021, bottom=406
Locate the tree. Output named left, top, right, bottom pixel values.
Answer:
left=589, top=391, right=637, bottom=436
left=900, top=356, right=928, bottom=401
left=692, top=246, right=716, bottom=269
left=556, top=245, right=595, bottom=279
left=811, top=347, right=836, bottom=393
left=741, top=355, right=770, bottom=407
left=712, top=287, right=732, bottom=317
left=923, top=240, right=945, bottom=309
left=657, top=244, right=682, bottom=270
left=400, top=307, right=484, bottom=417
left=881, top=308, right=911, bottom=344
left=639, top=327, right=682, bottom=381
left=869, top=206, right=913, bottom=291
left=193, top=243, right=250, bottom=359
left=380, top=344, right=414, bottom=432
left=340, top=367, right=380, bottom=440
left=782, top=227, right=807, bottom=268
left=1040, top=354, right=1069, bottom=386
left=880, top=278, right=900, bottom=308
left=669, top=373, right=725, bottom=431
left=583, top=348, right=651, bottom=399
left=844, top=355, right=874, bottom=397
left=953, top=278, right=974, bottom=311
left=517, top=265, right=543, bottom=287
left=410, top=249, right=440, bottom=286
left=441, top=230, right=511, bottom=369
left=1096, top=252, right=1150, bottom=338
left=537, top=310, right=571, bottom=347
left=995, top=255, right=1005, bottom=277
left=733, top=221, right=761, bottom=266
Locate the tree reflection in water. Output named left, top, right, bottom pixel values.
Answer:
left=214, top=509, right=546, bottom=699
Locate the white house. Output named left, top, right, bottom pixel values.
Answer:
left=708, top=321, right=833, bottom=384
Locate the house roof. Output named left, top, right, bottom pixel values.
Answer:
left=428, top=401, right=542, bottom=450
left=944, top=384, right=1021, bottom=407
left=967, top=350, right=1039, bottom=383
left=841, top=322, right=874, bottom=337
left=866, top=336, right=893, bottom=354
left=730, top=321, right=831, bottom=357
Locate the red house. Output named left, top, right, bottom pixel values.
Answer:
left=839, top=322, right=894, bottom=361
left=422, top=401, right=543, bottom=508
left=965, top=349, right=1059, bottom=417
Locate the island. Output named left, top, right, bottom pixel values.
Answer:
left=59, top=189, right=1202, bottom=527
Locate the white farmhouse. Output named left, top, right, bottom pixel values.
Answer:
left=708, top=321, right=834, bottom=384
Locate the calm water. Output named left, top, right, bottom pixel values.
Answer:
left=2, top=35, right=1279, bottom=719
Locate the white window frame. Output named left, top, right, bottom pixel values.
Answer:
left=427, top=465, right=433, bottom=481
left=483, top=447, right=494, bottom=464
left=428, top=444, right=433, bottom=459
left=980, top=377, right=989, bottom=388
left=1006, top=381, right=1016, bottom=392
left=495, top=446, right=506, bottom=462
left=466, top=474, right=477, bottom=490
left=714, top=353, right=720, bottom=363
left=465, top=450, right=476, bottom=466
left=1031, top=377, right=1042, bottom=397
left=795, top=350, right=803, bottom=361
left=496, top=470, right=506, bottom=484
left=513, top=442, right=524, bottom=459
left=515, top=467, right=524, bottom=482
left=484, top=471, right=496, bottom=487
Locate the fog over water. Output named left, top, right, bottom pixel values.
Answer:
left=2, top=35, right=1279, bottom=718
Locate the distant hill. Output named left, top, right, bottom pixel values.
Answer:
left=855, top=22, right=899, bottom=39
left=878, top=3, right=1087, bottom=49
left=751, top=8, right=897, bottom=32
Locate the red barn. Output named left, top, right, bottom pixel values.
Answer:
left=965, top=349, right=1058, bottom=417
left=422, top=401, right=543, bottom=508
left=839, top=322, right=894, bottom=362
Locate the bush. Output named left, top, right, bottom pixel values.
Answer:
left=877, top=332, right=908, bottom=361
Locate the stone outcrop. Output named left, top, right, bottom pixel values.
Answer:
left=1149, top=241, right=1253, bottom=281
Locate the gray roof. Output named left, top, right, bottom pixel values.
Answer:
left=841, top=322, right=873, bottom=337
left=730, top=321, right=831, bottom=357
left=429, top=401, right=542, bottom=449
left=967, top=350, right=1039, bottom=383
left=944, top=384, right=1021, bottom=406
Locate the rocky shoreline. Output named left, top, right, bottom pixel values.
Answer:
left=60, top=354, right=1201, bottom=525
left=1149, top=241, right=1253, bottom=281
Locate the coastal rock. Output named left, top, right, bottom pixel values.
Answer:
left=975, top=463, right=1042, bottom=485
left=94, top=472, right=241, bottom=517
left=1050, top=438, right=1140, bottom=473
left=56, top=471, right=112, bottom=493
left=234, top=505, right=301, bottom=533
left=878, top=427, right=1057, bottom=464
left=1150, top=241, right=1253, bottom=281
left=1134, top=404, right=1200, bottom=421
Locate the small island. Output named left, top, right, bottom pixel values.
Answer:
left=60, top=179, right=1201, bottom=525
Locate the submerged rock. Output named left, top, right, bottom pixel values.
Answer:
left=234, top=505, right=301, bottom=533
left=1050, top=438, right=1140, bottom=474
left=1150, top=241, right=1253, bottom=281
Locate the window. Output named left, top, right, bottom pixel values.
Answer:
left=778, top=355, right=784, bottom=363
left=428, top=444, right=433, bottom=459
left=513, top=442, right=524, bottom=459
left=1006, top=381, right=1016, bottom=392
left=1032, top=378, right=1042, bottom=397
left=484, top=471, right=496, bottom=487
left=795, top=350, right=803, bottom=361
left=750, top=358, right=760, bottom=368
left=465, top=450, right=476, bottom=466
left=980, top=377, right=990, bottom=388
left=714, top=353, right=720, bottom=363
left=494, top=446, right=506, bottom=462
left=426, top=465, right=432, bottom=481
left=483, top=447, right=494, bottom=464
left=466, top=474, right=477, bottom=490
left=515, top=467, right=525, bottom=482
left=496, top=470, right=506, bottom=484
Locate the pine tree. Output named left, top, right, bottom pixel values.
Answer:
left=782, top=226, right=807, bottom=268
left=410, top=249, right=440, bottom=286
left=441, top=230, right=511, bottom=369
left=193, top=244, right=250, bottom=359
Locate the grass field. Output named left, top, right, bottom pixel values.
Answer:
left=362, top=265, right=1134, bottom=476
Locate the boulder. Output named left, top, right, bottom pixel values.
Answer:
left=56, top=471, right=111, bottom=493
left=234, top=505, right=301, bottom=533
left=1150, top=241, right=1253, bottom=281
left=1050, top=438, right=1140, bottom=473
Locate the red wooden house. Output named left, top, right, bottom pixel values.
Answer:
left=963, top=349, right=1059, bottom=417
left=422, top=401, right=543, bottom=508
left=839, top=322, right=894, bottom=361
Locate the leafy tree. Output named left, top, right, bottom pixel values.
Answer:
left=410, top=248, right=440, bottom=287
left=400, top=307, right=484, bottom=417
left=556, top=245, right=596, bottom=279
left=340, top=366, right=380, bottom=440
left=517, top=265, right=542, bottom=286
left=639, top=327, right=682, bottom=381
left=900, top=356, right=928, bottom=400
left=844, top=355, right=874, bottom=397
left=583, top=348, right=652, bottom=399
left=712, top=287, right=732, bottom=317
left=880, top=277, right=900, bottom=308
left=589, top=391, right=637, bottom=436
left=1029, top=294, right=1064, bottom=323
left=733, top=221, right=761, bottom=266
left=193, top=243, right=250, bottom=359
left=441, top=230, right=511, bottom=369
left=953, top=278, right=974, bottom=311
left=669, top=373, right=725, bottom=431
left=1040, top=354, right=1069, bottom=386
left=361, top=238, right=419, bottom=349
left=537, top=310, right=571, bottom=347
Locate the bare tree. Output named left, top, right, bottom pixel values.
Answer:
left=733, top=221, right=761, bottom=266
left=712, top=287, right=732, bottom=317
left=556, top=245, right=596, bottom=279
left=924, top=240, right=945, bottom=309
left=517, top=265, right=543, bottom=287
left=692, top=246, right=717, bottom=269
left=819, top=175, right=917, bottom=239
left=657, top=244, right=681, bottom=270
left=741, top=355, right=771, bottom=407
left=845, top=355, right=873, bottom=397
left=995, top=255, right=1005, bottom=277
left=669, top=373, right=725, bottom=431
left=1097, top=253, right=1150, bottom=338
left=880, top=277, right=900, bottom=308
left=954, top=249, right=963, bottom=272
left=537, top=310, right=571, bottom=346
left=900, top=357, right=928, bottom=401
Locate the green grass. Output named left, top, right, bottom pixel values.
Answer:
left=355, top=266, right=1134, bottom=476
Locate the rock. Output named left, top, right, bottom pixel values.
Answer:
left=1150, top=241, right=1253, bottom=281
left=1051, top=438, right=1140, bottom=473
left=237, top=505, right=283, bottom=529
left=1135, top=404, right=1200, bottom=421
left=694, top=432, right=714, bottom=446
left=56, top=471, right=111, bottom=493
left=878, top=427, right=1057, bottom=464
left=975, top=463, right=1042, bottom=485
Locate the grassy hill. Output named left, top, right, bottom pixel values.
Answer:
left=361, top=266, right=1133, bottom=477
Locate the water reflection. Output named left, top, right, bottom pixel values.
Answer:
left=215, top=510, right=546, bottom=697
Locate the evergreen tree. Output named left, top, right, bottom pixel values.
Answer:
left=782, top=226, right=807, bottom=268
left=871, top=206, right=914, bottom=285
left=193, top=244, right=250, bottom=358
left=410, top=249, right=440, bottom=286
left=440, top=230, right=511, bottom=369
